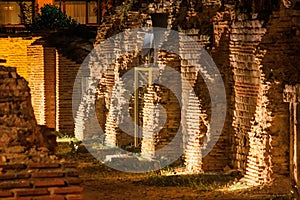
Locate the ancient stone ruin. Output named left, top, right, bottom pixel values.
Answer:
left=0, top=66, right=83, bottom=199
left=73, top=0, right=300, bottom=190
left=1, top=0, right=300, bottom=198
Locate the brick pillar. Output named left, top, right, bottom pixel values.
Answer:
left=243, top=77, right=272, bottom=185
left=184, top=92, right=207, bottom=173
left=230, top=16, right=266, bottom=172
left=44, top=47, right=57, bottom=129
left=27, top=44, right=46, bottom=125
left=141, top=86, right=160, bottom=159
left=104, top=79, right=127, bottom=147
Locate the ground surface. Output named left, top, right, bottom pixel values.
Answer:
left=56, top=143, right=292, bottom=200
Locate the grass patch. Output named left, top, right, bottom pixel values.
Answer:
left=139, top=173, right=238, bottom=191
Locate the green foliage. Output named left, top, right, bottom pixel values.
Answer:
left=32, top=4, right=78, bottom=31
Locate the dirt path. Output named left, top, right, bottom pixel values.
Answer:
left=84, top=180, right=201, bottom=200
left=57, top=146, right=292, bottom=200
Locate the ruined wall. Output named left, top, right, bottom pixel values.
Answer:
left=220, top=1, right=300, bottom=184
left=80, top=0, right=299, bottom=186
left=0, top=66, right=83, bottom=199
left=155, top=53, right=182, bottom=158
left=76, top=8, right=149, bottom=142
left=0, top=66, right=39, bottom=148
left=27, top=41, right=81, bottom=135
left=229, top=14, right=267, bottom=173
left=251, top=3, right=300, bottom=178
left=90, top=0, right=229, bottom=169
left=0, top=37, right=57, bottom=129
left=202, top=5, right=234, bottom=172
left=176, top=1, right=230, bottom=172
left=206, top=3, right=272, bottom=175
left=0, top=35, right=87, bottom=135
left=0, top=37, right=49, bottom=125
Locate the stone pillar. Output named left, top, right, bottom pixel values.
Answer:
left=141, top=86, right=159, bottom=159
left=179, top=32, right=198, bottom=151
left=27, top=44, right=46, bottom=126
left=184, top=92, right=208, bottom=173
left=44, top=47, right=57, bottom=129
left=230, top=15, right=267, bottom=172
left=104, top=79, right=127, bottom=147
left=243, top=79, right=272, bottom=185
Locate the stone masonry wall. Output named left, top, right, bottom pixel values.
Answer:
left=0, top=66, right=38, bottom=148
left=92, top=0, right=231, bottom=171
left=84, top=0, right=298, bottom=186
left=170, top=1, right=230, bottom=172
left=0, top=66, right=83, bottom=199
left=56, top=55, right=81, bottom=135
left=229, top=14, right=267, bottom=173
left=0, top=37, right=47, bottom=127
left=224, top=1, right=300, bottom=184
left=27, top=41, right=81, bottom=135
left=255, top=4, right=300, bottom=177
left=0, top=149, right=83, bottom=200
left=0, top=37, right=40, bottom=80
left=207, top=5, right=234, bottom=172
left=155, top=53, right=182, bottom=157
left=0, top=36, right=82, bottom=135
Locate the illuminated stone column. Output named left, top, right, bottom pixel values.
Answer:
left=185, top=92, right=208, bottom=174
left=104, top=79, right=127, bottom=147
left=230, top=17, right=266, bottom=172
left=243, top=73, right=272, bottom=185
left=27, top=44, right=46, bottom=125
left=141, top=86, right=160, bottom=160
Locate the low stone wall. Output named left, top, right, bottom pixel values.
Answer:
left=0, top=66, right=83, bottom=199
left=0, top=66, right=40, bottom=148
left=0, top=147, right=83, bottom=200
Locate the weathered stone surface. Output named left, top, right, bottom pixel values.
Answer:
left=75, top=0, right=299, bottom=188
left=0, top=66, right=42, bottom=149
left=0, top=66, right=83, bottom=199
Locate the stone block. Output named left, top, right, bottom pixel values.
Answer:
left=34, top=179, right=66, bottom=187
left=32, top=172, right=65, bottom=178
left=15, top=188, right=50, bottom=197
left=0, top=190, right=14, bottom=197
left=51, top=187, right=83, bottom=195
left=66, top=194, right=84, bottom=200
left=0, top=181, right=31, bottom=189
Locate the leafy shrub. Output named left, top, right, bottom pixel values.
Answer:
left=32, top=4, right=78, bottom=31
